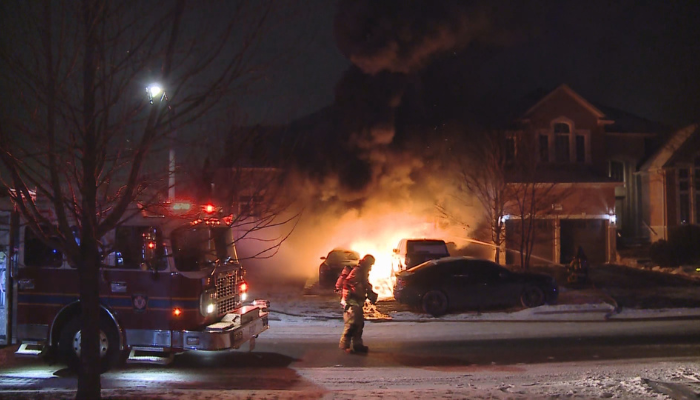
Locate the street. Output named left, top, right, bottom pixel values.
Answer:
left=2, top=317, right=700, bottom=399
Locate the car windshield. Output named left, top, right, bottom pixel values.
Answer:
left=171, top=226, right=238, bottom=272
left=326, top=249, right=360, bottom=263
left=407, top=240, right=449, bottom=255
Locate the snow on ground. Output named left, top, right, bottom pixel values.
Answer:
left=263, top=287, right=700, bottom=324
left=3, top=360, right=700, bottom=399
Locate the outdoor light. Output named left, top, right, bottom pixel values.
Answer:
left=609, top=214, right=617, bottom=224
left=173, top=307, right=182, bottom=317
left=146, top=84, right=164, bottom=104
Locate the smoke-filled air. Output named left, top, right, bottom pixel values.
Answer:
left=234, top=0, right=520, bottom=297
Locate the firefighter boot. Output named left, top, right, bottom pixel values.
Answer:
left=353, top=344, right=369, bottom=353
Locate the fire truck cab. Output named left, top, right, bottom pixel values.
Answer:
left=0, top=200, right=269, bottom=369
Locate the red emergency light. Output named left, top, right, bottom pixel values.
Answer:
left=203, top=204, right=216, bottom=214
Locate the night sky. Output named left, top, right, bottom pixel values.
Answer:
left=250, top=0, right=700, bottom=128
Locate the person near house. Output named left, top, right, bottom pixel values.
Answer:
left=568, top=246, right=589, bottom=284
left=336, top=254, right=378, bottom=354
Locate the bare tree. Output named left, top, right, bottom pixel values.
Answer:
left=507, top=129, right=572, bottom=270
left=0, top=1, right=295, bottom=398
left=441, top=128, right=511, bottom=263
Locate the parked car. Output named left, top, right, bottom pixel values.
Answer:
left=318, top=248, right=360, bottom=288
left=393, top=256, right=559, bottom=317
left=391, top=238, right=450, bottom=277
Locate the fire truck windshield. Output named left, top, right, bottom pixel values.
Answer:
left=171, top=226, right=238, bottom=272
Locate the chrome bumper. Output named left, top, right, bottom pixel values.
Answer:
left=172, top=300, right=270, bottom=351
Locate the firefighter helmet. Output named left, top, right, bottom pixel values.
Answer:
left=360, top=254, right=375, bottom=267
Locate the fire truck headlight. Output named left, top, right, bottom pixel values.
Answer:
left=200, top=288, right=217, bottom=317
left=240, top=292, right=248, bottom=302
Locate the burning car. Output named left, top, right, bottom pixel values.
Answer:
left=391, top=238, right=450, bottom=277
left=393, top=256, right=559, bottom=317
left=318, top=248, right=361, bottom=288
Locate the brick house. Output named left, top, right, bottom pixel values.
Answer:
left=638, top=124, right=700, bottom=241
left=503, top=85, right=668, bottom=266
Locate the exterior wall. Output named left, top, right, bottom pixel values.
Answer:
left=606, top=135, right=650, bottom=239
left=526, top=91, right=601, bottom=131
left=553, top=184, right=617, bottom=216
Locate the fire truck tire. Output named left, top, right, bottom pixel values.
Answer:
left=422, top=290, right=448, bottom=317
left=58, top=316, right=121, bottom=373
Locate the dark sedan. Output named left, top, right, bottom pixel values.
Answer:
left=393, top=256, right=558, bottom=317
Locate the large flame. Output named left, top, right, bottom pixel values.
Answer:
left=320, top=211, right=456, bottom=299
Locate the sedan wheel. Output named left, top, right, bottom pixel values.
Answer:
left=520, top=286, right=546, bottom=308
left=422, top=290, right=448, bottom=317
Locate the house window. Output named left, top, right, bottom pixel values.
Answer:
left=609, top=161, right=624, bottom=182
left=553, top=123, right=570, bottom=134
left=576, top=135, right=586, bottom=163
left=539, top=134, right=549, bottom=162
left=555, top=134, right=570, bottom=163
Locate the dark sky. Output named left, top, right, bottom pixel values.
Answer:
left=248, top=0, right=700, bottom=128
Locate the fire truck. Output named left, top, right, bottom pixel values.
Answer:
left=0, top=199, right=269, bottom=369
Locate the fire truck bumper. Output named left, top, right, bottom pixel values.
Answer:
left=174, top=301, right=270, bottom=351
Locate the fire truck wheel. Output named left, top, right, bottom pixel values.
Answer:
left=422, top=290, right=448, bottom=317
left=58, top=316, right=121, bottom=372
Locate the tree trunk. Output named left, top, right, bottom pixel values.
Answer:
left=76, top=1, right=101, bottom=397
left=76, top=240, right=101, bottom=400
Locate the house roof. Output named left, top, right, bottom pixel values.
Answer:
left=639, top=124, right=700, bottom=171
left=521, top=84, right=606, bottom=120
left=515, top=84, right=668, bottom=137
left=593, top=104, right=671, bottom=135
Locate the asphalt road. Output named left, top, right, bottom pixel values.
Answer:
left=2, top=318, right=700, bottom=394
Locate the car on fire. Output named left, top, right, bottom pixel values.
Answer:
left=318, top=248, right=361, bottom=288
left=393, top=256, right=558, bottom=317
left=391, top=238, right=450, bottom=277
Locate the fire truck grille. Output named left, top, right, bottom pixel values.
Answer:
left=215, top=274, right=239, bottom=315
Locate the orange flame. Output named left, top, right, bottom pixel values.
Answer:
left=325, top=211, right=454, bottom=299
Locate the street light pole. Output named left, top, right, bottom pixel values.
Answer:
left=147, top=84, right=176, bottom=201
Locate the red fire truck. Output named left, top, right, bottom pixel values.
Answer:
left=0, top=200, right=269, bottom=369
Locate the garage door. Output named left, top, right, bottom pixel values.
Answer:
left=560, top=219, right=606, bottom=265
left=505, top=219, right=555, bottom=266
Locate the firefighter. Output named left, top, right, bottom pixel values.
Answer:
left=567, top=246, right=589, bottom=284
left=336, top=254, right=378, bottom=354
